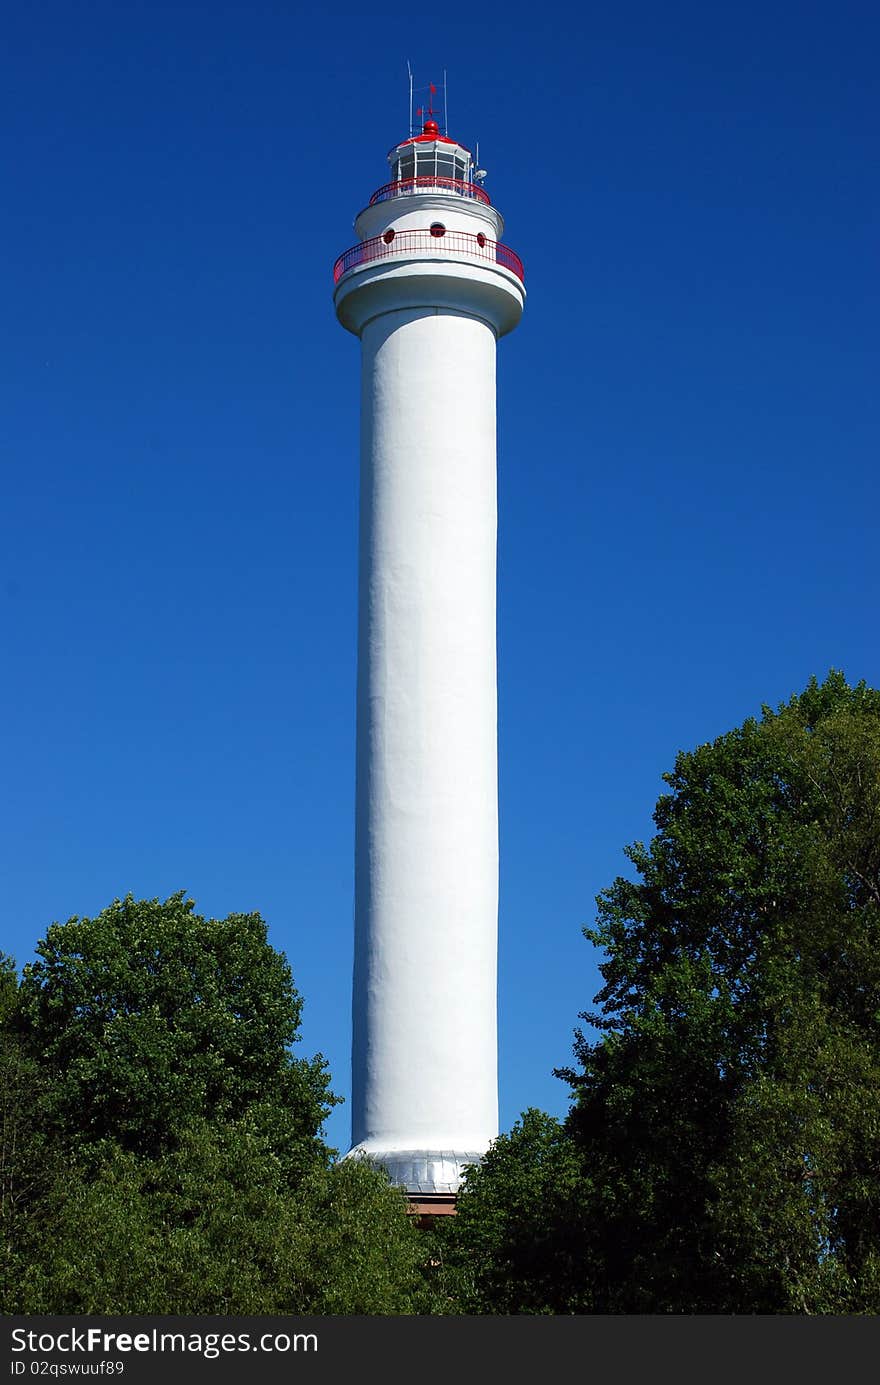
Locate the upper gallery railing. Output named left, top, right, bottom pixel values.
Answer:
left=368, top=176, right=491, bottom=207
left=333, top=227, right=524, bottom=285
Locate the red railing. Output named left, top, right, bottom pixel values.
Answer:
left=333, top=228, right=524, bottom=285
left=369, top=176, right=491, bottom=207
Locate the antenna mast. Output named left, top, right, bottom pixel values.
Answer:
left=407, top=60, right=413, bottom=138
left=443, top=69, right=448, bottom=134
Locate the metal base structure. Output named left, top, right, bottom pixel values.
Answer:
left=344, top=1147, right=482, bottom=1216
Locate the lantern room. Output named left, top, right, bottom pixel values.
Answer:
left=390, top=120, right=473, bottom=184
left=376, top=119, right=489, bottom=205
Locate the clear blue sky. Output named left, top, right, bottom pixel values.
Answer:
left=3, top=1, right=877, bottom=1155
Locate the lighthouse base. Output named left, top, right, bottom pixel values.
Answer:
left=343, top=1145, right=484, bottom=1198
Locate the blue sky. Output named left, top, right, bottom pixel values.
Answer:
left=3, top=1, right=877, bottom=1154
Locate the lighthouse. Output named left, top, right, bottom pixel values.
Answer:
left=333, top=104, right=525, bottom=1213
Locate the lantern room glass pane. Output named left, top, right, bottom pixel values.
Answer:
left=415, top=149, right=436, bottom=178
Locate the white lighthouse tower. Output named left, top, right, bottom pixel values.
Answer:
left=334, top=103, right=525, bottom=1212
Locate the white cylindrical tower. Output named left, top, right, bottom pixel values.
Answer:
left=334, top=116, right=524, bottom=1208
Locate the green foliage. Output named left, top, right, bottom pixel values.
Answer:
left=444, top=672, right=880, bottom=1314
left=278, top=1159, right=438, bottom=1314
left=559, top=671, right=880, bottom=1312
left=433, top=1110, right=590, bottom=1313
left=13, top=1127, right=433, bottom=1315
left=0, top=954, right=17, bottom=1026
left=2, top=893, right=437, bottom=1315
left=17, top=892, right=337, bottom=1174
left=0, top=954, right=65, bottom=1311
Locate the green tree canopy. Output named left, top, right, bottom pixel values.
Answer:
left=0, top=952, right=64, bottom=1306
left=16, top=892, right=337, bottom=1171
left=3, top=895, right=437, bottom=1315
left=445, top=672, right=880, bottom=1313
left=14, top=1124, right=434, bottom=1315
left=431, top=1110, right=590, bottom=1313
left=0, top=954, right=17, bottom=1026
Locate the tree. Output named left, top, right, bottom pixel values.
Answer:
left=14, top=1124, right=435, bottom=1315
left=0, top=954, right=17, bottom=1027
left=431, top=1110, right=592, bottom=1313
left=445, top=673, right=880, bottom=1313
left=4, top=896, right=438, bottom=1315
left=559, top=670, right=880, bottom=1312
left=16, top=892, right=337, bottom=1174
left=0, top=953, right=64, bottom=1310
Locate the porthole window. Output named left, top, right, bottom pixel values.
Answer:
left=383, top=229, right=395, bottom=244
left=476, top=232, right=486, bottom=247
left=430, top=223, right=446, bottom=237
